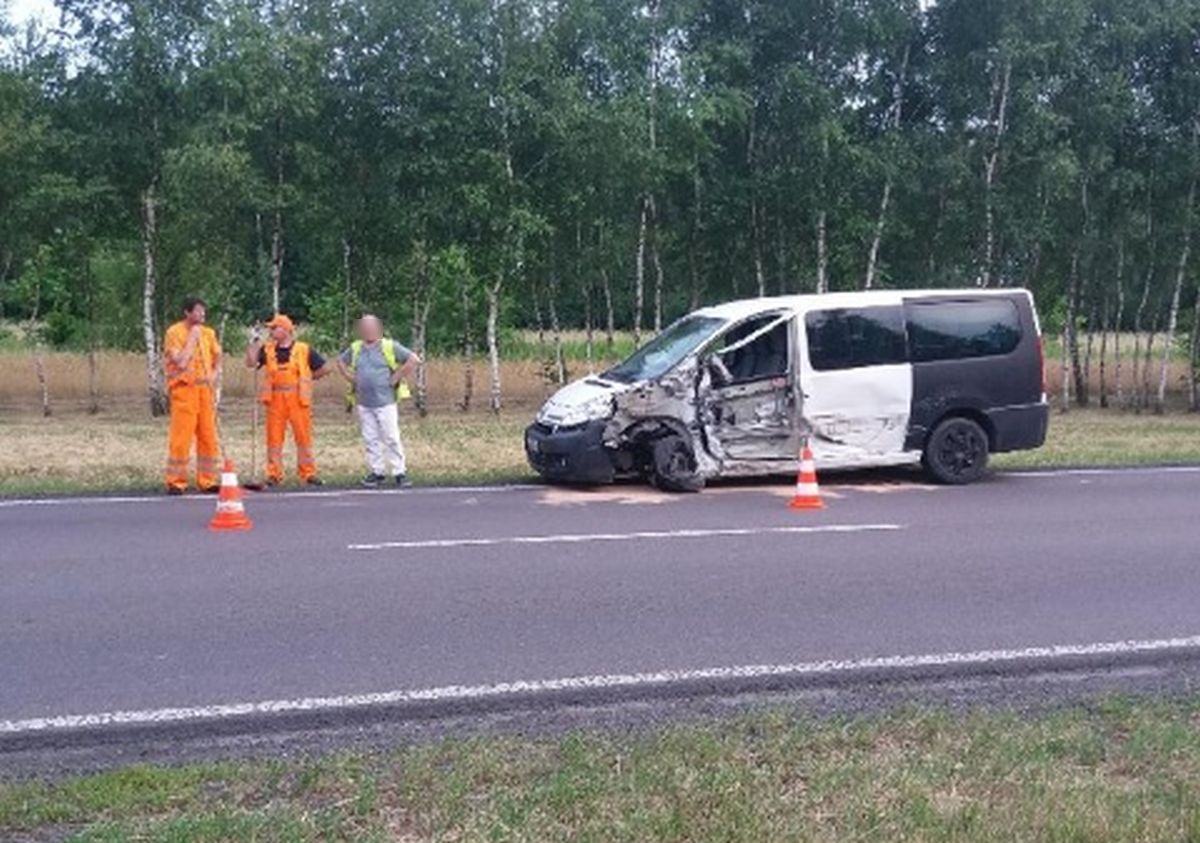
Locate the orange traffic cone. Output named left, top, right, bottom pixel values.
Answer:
left=788, top=440, right=825, bottom=510
left=209, top=459, right=254, bottom=531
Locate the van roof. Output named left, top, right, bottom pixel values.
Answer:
left=694, top=288, right=1033, bottom=323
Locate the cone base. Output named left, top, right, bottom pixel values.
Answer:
left=209, top=515, right=254, bottom=531
left=789, top=497, right=825, bottom=510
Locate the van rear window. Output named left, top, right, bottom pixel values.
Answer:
left=906, top=299, right=1021, bottom=363
left=805, top=306, right=907, bottom=371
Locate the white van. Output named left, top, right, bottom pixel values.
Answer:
left=525, top=289, right=1048, bottom=490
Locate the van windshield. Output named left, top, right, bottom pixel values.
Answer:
left=602, top=316, right=725, bottom=383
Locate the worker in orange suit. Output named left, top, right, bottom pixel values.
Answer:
left=244, top=314, right=333, bottom=487
left=163, top=297, right=223, bottom=495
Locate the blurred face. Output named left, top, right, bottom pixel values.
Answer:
left=270, top=324, right=290, bottom=344
left=185, top=304, right=206, bottom=326
left=358, top=316, right=383, bottom=343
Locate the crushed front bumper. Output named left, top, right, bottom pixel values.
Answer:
left=524, top=419, right=615, bottom=484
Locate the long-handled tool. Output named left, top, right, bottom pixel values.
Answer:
left=242, top=329, right=267, bottom=491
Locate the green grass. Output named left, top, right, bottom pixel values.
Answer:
left=2, top=407, right=1199, bottom=497
left=993, top=409, right=1200, bottom=469
left=6, top=700, right=1200, bottom=841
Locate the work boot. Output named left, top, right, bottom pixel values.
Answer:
left=361, top=473, right=385, bottom=487
left=266, top=477, right=281, bottom=488
left=395, top=474, right=412, bottom=488
left=166, top=487, right=185, bottom=497
left=305, top=477, right=324, bottom=486
left=199, top=485, right=220, bottom=494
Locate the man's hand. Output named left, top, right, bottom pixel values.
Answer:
left=399, top=354, right=422, bottom=379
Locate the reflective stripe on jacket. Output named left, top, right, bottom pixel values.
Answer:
left=259, top=341, right=314, bottom=407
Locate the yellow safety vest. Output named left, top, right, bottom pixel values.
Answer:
left=346, top=338, right=411, bottom=408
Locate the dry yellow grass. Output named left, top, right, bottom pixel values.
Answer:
left=1, top=344, right=1194, bottom=415
left=0, top=402, right=533, bottom=494
left=2, top=401, right=1199, bottom=496
left=0, top=351, right=619, bottom=414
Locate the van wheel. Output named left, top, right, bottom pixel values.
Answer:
left=923, top=417, right=989, bottom=485
left=650, top=435, right=704, bottom=493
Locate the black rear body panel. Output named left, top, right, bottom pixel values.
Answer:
left=903, top=292, right=1048, bottom=454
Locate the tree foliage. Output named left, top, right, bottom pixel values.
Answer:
left=0, top=0, right=1197, bottom=407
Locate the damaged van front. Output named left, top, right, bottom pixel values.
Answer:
left=524, top=314, right=726, bottom=490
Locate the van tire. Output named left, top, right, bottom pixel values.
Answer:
left=650, top=435, right=704, bottom=493
left=923, top=416, right=989, bottom=485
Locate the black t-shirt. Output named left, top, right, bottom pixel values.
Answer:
left=258, top=344, right=326, bottom=371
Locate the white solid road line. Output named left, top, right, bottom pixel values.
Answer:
left=347, top=523, right=903, bottom=551
left=1, top=465, right=1197, bottom=509
left=3, top=634, right=1200, bottom=735
left=0, top=483, right=541, bottom=509
left=1008, top=465, right=1200, bottom=478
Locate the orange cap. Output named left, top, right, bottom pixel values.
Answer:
left=266, top=314, right=294, bottom=333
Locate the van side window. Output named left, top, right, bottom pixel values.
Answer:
left=714, top=315, right=790, bottom=382
left=805, top=307, right=907, bottom=371
left=906, top=299, right=1021, bottom=362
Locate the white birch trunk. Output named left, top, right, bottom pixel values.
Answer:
left=1098, top=299, right=1109, bottom=409
left=1189, top=288, right=1200, bottom=412
left=634, top=198, right=647, bottom=347
left=1156, top=168, right=1196, bottom=413
left=270, top=113, right=285, bottom=314
left=1060, top=321, right=1070, bottom=412
left=34, top=343, right=50, bottom=417
left=1142, top=316, right=1159, bottom=412
left=815, top=208, right=828, bottom=294
left=647, top=195, right=663, bottom=333
left=460, top=276, right=474, bottom=412
left=864, top=44, right=908, bottom=291
left=1113, top=241, right=1125, bottom=408
left=487, top=282, right=502, bottom=414
left=84, top=257, right=99, bottom=415
left=548, top=274, right=565, bottom=385
left=584, top=279, right=594, bottom=374
left=411, top=250, right=432, bottom=418
left=141, top=184, right=166, bottom=416
left=341, top=237, right=352, bottom=345
left=87, top=344, right=99, bottom=415
left=601, top=266, right=615, bottom=354
left=690, top=160, right=704, bottom=309
left=979, top=57, right=1011, bottom=288
left=1157, top=239, right=1191, bottom=413
left=864, top=181, right=892, bottom=291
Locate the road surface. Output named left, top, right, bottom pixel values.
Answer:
left=3, top=466, right=1200, bottom=770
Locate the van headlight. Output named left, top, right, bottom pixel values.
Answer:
left=539, top=395, right=615, bottom=428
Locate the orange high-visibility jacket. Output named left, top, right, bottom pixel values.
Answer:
left=163, top=321, right=220, bottom=388
left=258, top=341, right=314, bottom=407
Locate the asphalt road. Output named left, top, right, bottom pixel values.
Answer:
left=3, top=466, right=1200, bottom=769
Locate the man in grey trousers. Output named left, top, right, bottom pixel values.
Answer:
left=337, top=315, right=422, bottom=487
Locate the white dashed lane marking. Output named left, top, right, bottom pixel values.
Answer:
left=347, top=523, right=904, bottom=551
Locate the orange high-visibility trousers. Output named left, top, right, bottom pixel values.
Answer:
left=265, top=391, right=317, bottom=483
left=166, top=383, right=221, bottom=491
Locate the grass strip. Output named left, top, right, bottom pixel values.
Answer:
left=4, top=699, right=1200, bottom=841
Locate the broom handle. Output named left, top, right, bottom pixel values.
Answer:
left=250, top=365, right=259, bottom=480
